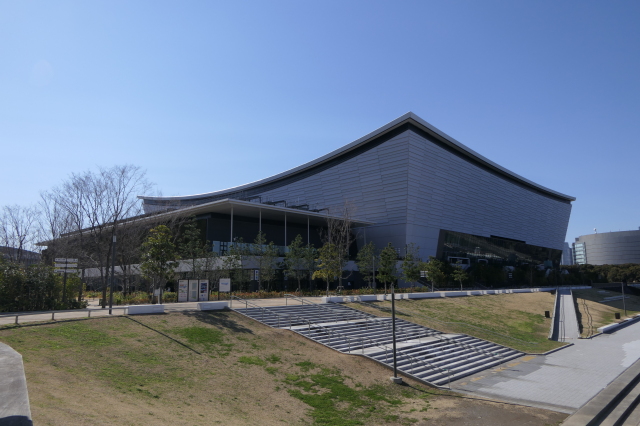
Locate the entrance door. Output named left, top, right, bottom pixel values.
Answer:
left=189, top=280, right=198, bottom=302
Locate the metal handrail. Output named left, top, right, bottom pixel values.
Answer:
left=0, top=306, right=129, bottom=324
left=283, top=294, right=440, bottom=343
left=230, top=295, right=452, bottom=386
left=283, top=293, right=373, bottom=325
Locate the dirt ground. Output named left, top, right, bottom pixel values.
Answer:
left=0, top=311, right=566, bottom=426
left=350, top=292, right=562, bottom=353
left=573, top=288, right=640, bottom=337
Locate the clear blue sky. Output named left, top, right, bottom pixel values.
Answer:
left=1, top=1, right=639, bottom=244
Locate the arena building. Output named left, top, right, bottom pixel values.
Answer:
left=573, top=229, right=640, bottom=265
left=140, top=112, right=575, bottom=269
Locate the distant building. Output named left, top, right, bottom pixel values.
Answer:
left=0, top=246, right=41, bottom=266
left=573, top=229, right=640, bottom=265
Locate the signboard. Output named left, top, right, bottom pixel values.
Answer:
left=254, top=270, right=260, bottom=281
left=178, top=280, right=188, bottom=302
left=55, top=258, right=78, bottom=263
left=54, top=269, right=78, bottom=273
left=199, top=280, right=209, bottom=301
left=219, top=278, right=231, bottom=293
left=55, top=263, right=77, bottom=268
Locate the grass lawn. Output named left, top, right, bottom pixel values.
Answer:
left=573, top=289, right=640, bottom=337
left=0, top=311, right=567, bottom=426
left=349, top=292, right=565, bottom=353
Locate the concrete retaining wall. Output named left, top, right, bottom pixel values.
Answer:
left=128, top=304, right=165, bottom=315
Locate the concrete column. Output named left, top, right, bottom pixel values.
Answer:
left=230, top=207, right=234, bottom=243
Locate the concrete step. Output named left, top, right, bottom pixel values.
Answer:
left=232, top=301, right=524, bottom=388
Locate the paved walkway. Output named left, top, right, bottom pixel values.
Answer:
left=557, top=288, right=580, bottom=341
left=0, top=297, right=326, bottom=326
left=452, top=321, right=640, bottom=413
left=0, top=343, right=32, bottom=425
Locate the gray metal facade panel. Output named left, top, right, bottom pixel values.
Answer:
left=198, top=128, right=571, bottom=258
left=405, top=130, right=570, bottom=252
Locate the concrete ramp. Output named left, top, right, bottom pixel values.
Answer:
left=0, top=343, right=32, bottom=426
left=556, top=288, right=580, bottom=341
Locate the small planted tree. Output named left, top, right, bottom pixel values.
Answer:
left=356, top=241, right=377, bottom=288
left=420, top=256, right=447, bottom=291
left=223, top=237, right=249, bottom=293
left=140, top=225, right=178, bottom=304
left=313, top=243, right=341, bottom=296
left=250, top=231, right=278, bottom=291
left=284, top=234, right=307, bottom=293
left=401, top=243, right=422, bottom=287
left=451, top=261, right=468, bottom=290
left=377, top=243, right=398, bottom=295
left=304, top=243, right=318, bottom=291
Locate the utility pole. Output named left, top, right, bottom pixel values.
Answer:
left=109, top=235, right=116, bottom=315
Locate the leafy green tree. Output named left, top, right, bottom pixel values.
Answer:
left=356, top=242, right=377, bottom=288
left=304, top=243, right=318, bottom=291
left=284, top=234, right=307, bottom=292
left=377, top=243, right=398, bottom=295
left=313, top=243, right=341, bottom=296
left=420, top=256, right=447, bottom=291
left=451, top=262, right=468, bottom=290
left=401, top=243, right=422, bottom=287
left=140, top=225, right=179, bottom=303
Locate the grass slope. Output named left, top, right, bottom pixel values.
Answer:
left=573, top=289, right=640, bottom=337
left=0, top=311, right=566, bottom=425
left=350, top=293, right=564, bottom=353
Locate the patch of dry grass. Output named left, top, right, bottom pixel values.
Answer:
left=0, top=311, right=566, bottom=425
left=573, top=289, right=640, bottom=337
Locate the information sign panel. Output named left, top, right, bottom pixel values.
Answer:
left=199, top=280, right=209, bottom=301
left=55, top=268, right=77, bottom=273
left=178, top=280, right=188, bottom=302
left=219, top=278, right=231, bottom=293
left=55, top=258, right=78, bottom=263
left=55, top=263, right=77, bottom=268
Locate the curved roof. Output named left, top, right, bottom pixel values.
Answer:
left=140, top=112, right=576, bottom=204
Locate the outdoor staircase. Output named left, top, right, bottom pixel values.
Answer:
left=232, top=299, right=523, bottom=387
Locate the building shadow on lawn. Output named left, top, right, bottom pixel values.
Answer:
left=180, top=311, right=254, bottom=334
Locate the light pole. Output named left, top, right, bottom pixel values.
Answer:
left=390, top=282, right=402, bottom=384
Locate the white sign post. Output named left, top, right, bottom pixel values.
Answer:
left=54, top=258, right=79, bottom=304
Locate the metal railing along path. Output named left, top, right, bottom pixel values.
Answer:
left=0, top=307, right=129, bottom=325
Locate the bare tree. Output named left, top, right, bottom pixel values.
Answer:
left=45, top=165, right=153, bottom=307
left=0, top=204, right=40, bottom=263
left=322, top=202, right=357, bottom=290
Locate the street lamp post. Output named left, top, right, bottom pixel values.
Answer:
left=390, top=283, right=402, bottom=384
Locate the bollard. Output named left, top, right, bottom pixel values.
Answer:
left=615, top=312, right=621, bottom=320
left=545, top=311, right=550, bottom=318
